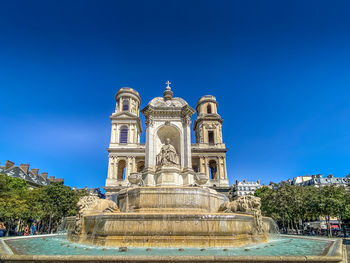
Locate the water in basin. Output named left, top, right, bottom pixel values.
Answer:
left=5, top=234, right=332, bottom=256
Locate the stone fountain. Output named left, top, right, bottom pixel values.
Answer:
left=67, top=85, right=274, bottom=248
left=2, top=84, right=345, bottom=263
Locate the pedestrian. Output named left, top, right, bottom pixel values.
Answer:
left=30, top=223, right=37, bottom=235
left=24, top=225, right=29, bottom=236
left=0, top=223, right=6, bottom=237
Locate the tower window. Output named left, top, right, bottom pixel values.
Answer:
left=208, top=131, right=214, bottom=144
left=120, top=126, right=128, bottom=143
left=207, top=104, right=212, bottom=114
left=122, top=99, right=129, bottom=111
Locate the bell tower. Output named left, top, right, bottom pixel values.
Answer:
left=105, top=88, right=143, bottom=195
left=192, top=95, right=228, bottom=188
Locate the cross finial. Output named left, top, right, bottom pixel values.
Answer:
left=165, top=80, right=171, bottom=89
left=163, top=80, right=173, bottom=100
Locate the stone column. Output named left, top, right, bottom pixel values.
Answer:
left=200, top=156, right=205, bottom=173
left=223, top=157, right=227, bottom=180
left=129, top=126, right=133, bottom=144
left=182, top=116, right=192, bottom=169
left=133, top=124, right=137, bottom=143
left=107, top=157, right=113, bottom=179
left=125, top=156, right=130, bottom=181
left=216, top=157, right=221, bottom=180
left=131, top=156, right=136, bottom=173
left=204, top=157, right=209, bottom=179
left=143, top=118, right=156, bottom=186
left=113, top=157, right=118, bottom=179
left=113, top=124, right=117, bottom=143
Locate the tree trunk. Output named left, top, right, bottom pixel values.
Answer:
left=327, top=215, right=332, bottom=238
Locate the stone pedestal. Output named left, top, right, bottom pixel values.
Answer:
left=154, top=166, right=182, bottom=186
left=182, top=168, right=196, bottom=186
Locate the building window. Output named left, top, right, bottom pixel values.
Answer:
left=122, top=99, right=129, bottom=111
left=208, top=131, right=214, bottom=144
left=207, top=104, right=212, bottom=114
left=120, top=126, right=128, bottom=143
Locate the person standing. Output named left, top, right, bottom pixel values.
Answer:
left=0, top=223, right=6, bottom=237
left=30, top=223, right=37, bottom=235
left=24, top=225, right=29, bottom=236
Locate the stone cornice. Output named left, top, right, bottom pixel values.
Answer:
left=108, top=146, right=146, bottom=154
left=110, top=113, right=142, bottom=132
left=141, top=104, right=195, bottom=118
left=191, top=145, right=228, bottom=153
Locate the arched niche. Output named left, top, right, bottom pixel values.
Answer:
left=155, top=125, right=181, bottom=166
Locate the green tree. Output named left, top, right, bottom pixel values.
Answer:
left=34, top=182, right=86, bottom=233
left=0, top=175, right=31, bottom=226
left=0, top=174, right=86, bottom=235
left=319, top=185, right=345, bottom=237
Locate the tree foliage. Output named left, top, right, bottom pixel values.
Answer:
left=0, top=174, right=86, bottom=234
left=255, top=183, right=350, bottom=235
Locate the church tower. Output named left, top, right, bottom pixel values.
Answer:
left=192, top=95, right=229, bottom=188
left=105, top=88, right=144, bottom=197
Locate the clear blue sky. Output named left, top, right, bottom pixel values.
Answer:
left=0, top=0, right=349, bottom=188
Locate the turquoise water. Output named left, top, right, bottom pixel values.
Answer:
left=5, top=235, right=331, bottom=256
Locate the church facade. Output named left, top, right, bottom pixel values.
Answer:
left=104, top=82, right=229, bottom=198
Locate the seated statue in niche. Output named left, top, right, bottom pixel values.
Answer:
left=156, top=138, right=179, bottom=166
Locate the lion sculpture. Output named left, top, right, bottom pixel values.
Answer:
left=219, top=195, right=264, bottom=234
left=74, top=195, right=119, bottom=235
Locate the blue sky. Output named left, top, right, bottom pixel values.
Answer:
left=0, top=0, right=350, bottom=188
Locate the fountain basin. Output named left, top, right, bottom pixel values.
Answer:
left=67, top=212, right=273, bottom=248
left=117, top=186, right=227, bottom=213
left=0, top=234, right=345, bottom=263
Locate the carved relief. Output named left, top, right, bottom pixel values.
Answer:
left=74, top=196, right=119, bottom=235
left=218, top=125, right=222, bottom=143
left=204, top=122, right=219, bottom=130
left=199, top=123, right=204, bottom=143
left=219, top=195, right=264, bottom=234
left=182, top=116, right=191, bottom=127
left=145, top=116, right=154, bottom=127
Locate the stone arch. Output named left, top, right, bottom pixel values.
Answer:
left=155, top=125, right=181, bottom=166
left=117, top=160, right=126, bottom=180
left=208, top=159, right=218, bottom=180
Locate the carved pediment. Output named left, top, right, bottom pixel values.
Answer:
left=111, top=111, right=138, bottom=119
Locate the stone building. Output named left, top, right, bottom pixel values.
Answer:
left=296, top=174, right=349, bottom=187
left=104, top=82, right=229, bottom=198
left=231, top=179, right=261, bottom=197
left=0, top=160, right=64, bottom=188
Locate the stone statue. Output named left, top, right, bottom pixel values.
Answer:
left=219, top=195, right=264, bottom=234
left=156, top=138, right=179, bottom=166
left=74, top=196, right=119, bottom=235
